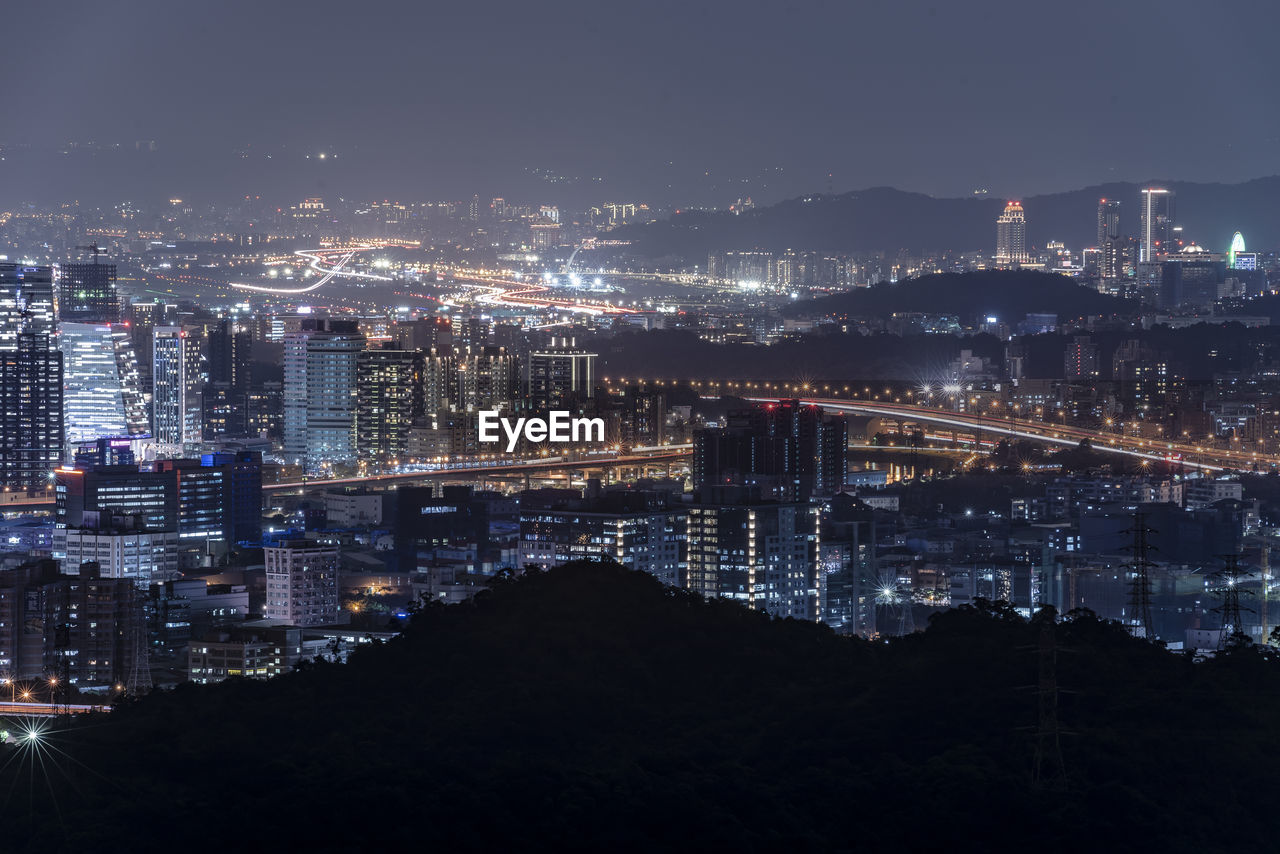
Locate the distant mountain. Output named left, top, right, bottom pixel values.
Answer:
left=783, top=270, right=1137, bottom=324
left=615, top=177, right=1280, bottom=260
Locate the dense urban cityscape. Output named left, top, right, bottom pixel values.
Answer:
left=5, top=1, right=1280, bottom=850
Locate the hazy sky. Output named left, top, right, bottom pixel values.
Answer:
left=3, top=0, right=1279, bottom=207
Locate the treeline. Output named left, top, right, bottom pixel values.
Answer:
left=7, top=562, right=1280, bottom=852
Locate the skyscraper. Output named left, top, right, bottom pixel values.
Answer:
left=0, top=264, right=62, bottom=489
left=525, top=338, right=596, bottom=410
left=203, top=318, right=252, bottom=438
left=60, top=322, right=148, bottom=447
left=1096, top=198, right=1121, bottom=248
left=58, top=261, right=119, bottom=322
left=994, top=201, right=1029, bottom=266
left=1139, top=187, right=1175, bottom=263
left=454, top=345, right=517, bottom=412
left=283, top=318, right=366, bottom=468
left=152, top=327, right=204, bottom=449
left=356, top=345, right=424, bottom=463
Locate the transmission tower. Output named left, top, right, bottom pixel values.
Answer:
left=1121, top=510, right=1157, bottom=638
left=125, top=591, right=151, bottom=695
left=1209, top=553, right=1255, bottom=648
left=1032, top=610, right=1067, bottom=787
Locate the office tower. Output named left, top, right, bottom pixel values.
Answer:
left=282, top=319, right=366, bottom=468
left=201, top=451, right=263, bottom=544
left=264, top=540, right=340, bottom=627
left=0, top=262, right=56, bottom=347
left=422, top=346, right=456, bottom=413
left=468, top=194, right=481, bottom=221
left=994, top=201, right=1029, bottom=266
left=1096, top=199, right=1121, bottom=247
left=204, top=318, right=252, bottom=438
left=356, top=345, right=424, bottom=463
left=1159, top=257, right=1226, bottom=309
left=1139, top=187, right=1175, bottom=263
left=58, top=260, right=119, bottom=322
left=686, top=487, right=818, bottom=620
left=0, top=263, right=63, bottom=489
left=153, top=327, right=204, bottom=448
left=525, top=338, right=596, bottom=410
left=1096, top=199, right=1122, bottom=278
left=454, top=345, right=517, bottom=412
left=60, top=322, right=148, bottom=446
left=0, top=335, right=64, bottom=490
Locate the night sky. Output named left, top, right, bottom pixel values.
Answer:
left=3, top=0, right=1279, bottom=206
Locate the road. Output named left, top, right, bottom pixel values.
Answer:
left=264, top=450, right=691, bottom=493
left=762, top=397, right=1267, bottom=473
left=0, top=701, right=106, bottom=717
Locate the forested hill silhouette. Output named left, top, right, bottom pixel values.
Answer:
left=9, top=561, right=1280, bottom=852
left=616, top=177, right=1280, bottom=259
left=784, top=270, right=1136, bottom=323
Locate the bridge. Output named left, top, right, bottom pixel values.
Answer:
left=757, top=397, right=1266, bottom=473
left=0, top=701, right=107, bottom=717
left=264, top=449, right=691, bottom=494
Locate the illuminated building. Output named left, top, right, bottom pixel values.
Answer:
left=283, top=319, right=366, bottom=468
left=264, top=540, right=341, bottom=627
left=1139, top=187, right=1175, bottom=263
left=685, top=486, right=818, bottom=620
left=525, top=338, right=595, bottom=410
left=422, top=346, right=456, bottom=414
left=1097, top=199, right=1122, bottom=278
left=994, top=201, right=1029, bottom=266
left=152, top=326, right=204, bottom=449
left=58, top=260, right=119, bottom=322
left=454, top=345, right=517, bottom=412
left=518, top=491, right=685, bottom=586
left=0, top=262, right=63, bottom=490
left=59, top=322, right=149, bottom=447
left=356, top=345, right=424, bottom=463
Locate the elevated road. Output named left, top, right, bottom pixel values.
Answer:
left=265, top=450, right=691, bottom=494
left=758, top=397, right=1266, bottom=473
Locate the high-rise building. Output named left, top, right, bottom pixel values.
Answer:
left=1139, top=187, right=1175, bottom=263
left=153, top=327, right=204, bottom=448
left=995, top=201, right=1029, bottom=266
left=525, top=338, right=596, bottom=410
left=58, top=261, right=119, bottom=322
left=283, top=319, right=366, bottom=468
left=685, top=486, right=818, bottom=620
left=1063, top=335, right=1100, bottom=381
left=0, top=334, right=64, bottom=490
left=203, top=318, right=252, bottom=438
left=1096, top=199, right=1121, bottom=247
left=264, top=540, right=340, bottom=627
left=0, top=262, right=56, bottom=347
left=356, top=345, right=424, bottom=463
left=0, top=263, right=62, bottom=489
left=693, top=400, right=847, bottom=501
left=454, top=345, right=517, bottom=412
left=60, top=322, right=149, bottom=447
left=1096, top=199, right=1122, bottom=279
left=422, top=346, right=456, bottom=414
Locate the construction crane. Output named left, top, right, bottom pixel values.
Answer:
left=74, top=242, right=107, bottom=263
